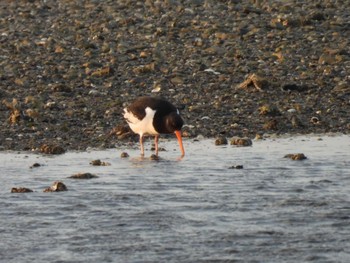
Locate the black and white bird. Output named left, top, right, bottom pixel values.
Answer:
left=123, top=96, right=185, bottom=158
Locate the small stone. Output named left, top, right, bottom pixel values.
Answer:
left=120, top=152, right=129, bottom=158
left=69, top=173, right=98, bottom=179
left=258, top=105, right=280, bottom=116
left=139, top=51, right=148, bottom=58
left=43, top=181, right=68, bottom=192
left=90, top=159, right=102, bottom=165
left=90, top=159, right=110, bottom=166
left=150, top=154, right=160, bottom=161
left=228, top=165, right=244, bottom=169
left=215, top=136, right=228, bottom=145
left=40, top=144, right=66, bottom=154
left=284, top=153, right=307, bottom=160
left=263, top=119, right=278, bottom=130
left=91, top=66, right=111, bottom=77
left=281, top=84, right=309, bottom=92
left=230, top=137, right=252, bottom=147
left=51, top=84, right=72, bottom=93
left=254, top=134, right=263, bottom=140
left=310, top=117, right=320, bottom=124
left=170, top=76, right=184, bottom=85
left=30, top=163, right=41, bottom=168
left=11, top=187, right=33, bottom=193
left=110, top=125, right=130, bottom=138
left=291, top=115, right=304, bottom=128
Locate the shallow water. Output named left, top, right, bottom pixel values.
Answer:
left=1, top=135, right=350, bottom=263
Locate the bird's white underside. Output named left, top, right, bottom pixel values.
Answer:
left=123, top=107, right=158, bottom=136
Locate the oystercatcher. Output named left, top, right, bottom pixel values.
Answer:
left=123, top=96, right=185, bottom=158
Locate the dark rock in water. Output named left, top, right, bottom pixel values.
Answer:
left=229, top=165, right=244, bottom=169
left=43, top=181, right=68, bottom=192
left=40, top=144, right=66, bottom=155
left=215, top=136, right=228, bottom=145
left=284, top=153, right=307, bottom=160
left=230, top=137, right=252, bottom=147
left=150, top=154, right=160, bottom=161
left=151, top=146, right=166, bottom=152
left=30, top=163, right=41, bottom=168
left=11, top=187, right=33, bottom=193
left=90, top=159, right=110, bottom=166
left=120, top=152, right=129, bottom=158
left=90, top=159, right=102, bottom=165
left=69, top=173, right=98, bottom=179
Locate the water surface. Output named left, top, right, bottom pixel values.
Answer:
left=1, top=135, right=349, bottom=262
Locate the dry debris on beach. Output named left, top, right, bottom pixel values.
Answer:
left=0, top=0, right=349, bottom=151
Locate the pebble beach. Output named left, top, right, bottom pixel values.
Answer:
left=1, top=0, right=349, bottom=151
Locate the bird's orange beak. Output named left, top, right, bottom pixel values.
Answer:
left=175, top=130, right=185, bottom=158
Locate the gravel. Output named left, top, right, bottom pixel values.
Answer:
left=1, top=0, right=349, bottom=151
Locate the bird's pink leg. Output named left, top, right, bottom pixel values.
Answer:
left=140, top=135, right=145, bottom=156
left=154, top=135, right=159, bottom=156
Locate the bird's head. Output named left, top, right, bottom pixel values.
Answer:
left=165, top=112, right=184, bottom=133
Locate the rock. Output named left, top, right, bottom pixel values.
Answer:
left=91, top=66, right=111, bottom=77
left=51, top=83, right=72, bottom=93
left=258, top=105, right=281, bottom=116
left=228, top=165, right=244, bottom=169
left=109, top=125, right=130, bottom=139
left=284, top=153, right=307, bottom=160
left=281, top=84, right=309, bottom=92
left=254, top=133, right=263, bottom=140
left=150, top=154, right=160, bottom=161
left=11, top=187, right=33, bottom=193
left=263, top=119, right=278, bottom=130
left=230, top=137, right=252, bottom=147
left=30, top=163, right=41, bottom=168
left=40, top=144, right=66, bottom=154
left=310, top=117, right=320, bottom=125
left=215, top=136, right=228, bottom=145
left=90, top=159, right=110, bottom=166
left=120, top=152, right=129, bottom=158
left=290, top=115, right=304, bottom=128
left=69, top=173, right=98, bottom=179
left=43, top=181, right=68, bottom=192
